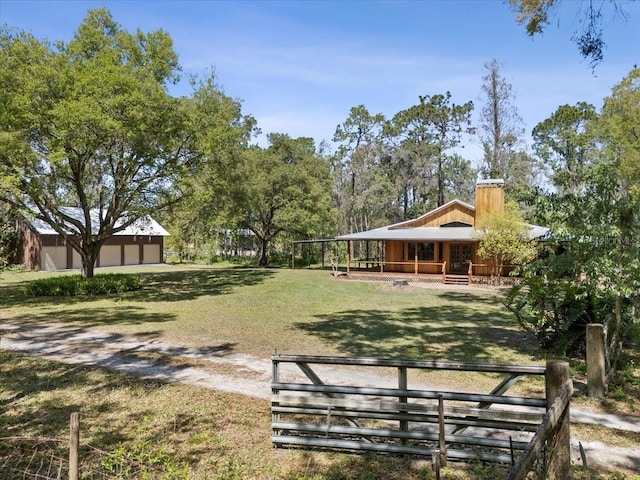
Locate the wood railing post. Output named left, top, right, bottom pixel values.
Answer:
left=441, top=261, right=446, bottom=283
left=437, top=394, right=447, bottom=465
left=398, top=366, right=408, bottom=445
left=468, top=262, right=473, bottom=284
left=587, top=323, right=606, bottom=399
left=69, top=412, right=79, bottom=480
left=346, top=241, right=351, bottom=274
left=545, top=360, right=571, bottom=480
left=272, top=357, right=280, bottom=430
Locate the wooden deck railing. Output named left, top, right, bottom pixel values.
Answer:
left=348, top=259, right=445, bottom=276
left=344, top=259, right=523, bottom=284
left=271, top=355, right=570, bottom=470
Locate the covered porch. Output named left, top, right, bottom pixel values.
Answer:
left=342, top=239, right=501, bottom=285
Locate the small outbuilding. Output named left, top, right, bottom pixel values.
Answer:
left=18, top=208, right=170, bottom=271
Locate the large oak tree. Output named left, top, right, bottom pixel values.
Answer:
left=0, top=9, right=243, bottom=278
left=222, top=134, right=336, bottom=266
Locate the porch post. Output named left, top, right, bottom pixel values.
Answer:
left=414, top=244, right=418, bottom=275
left=347, top=241, right=351, bottom=274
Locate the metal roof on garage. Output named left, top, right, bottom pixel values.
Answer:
left=30, top=207, right=170, bottom=236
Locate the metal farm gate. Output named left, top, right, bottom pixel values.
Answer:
left=271, top=355, right=572, bottom=478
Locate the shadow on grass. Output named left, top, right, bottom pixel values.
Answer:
left=0, top=266, right=275, bottom=309
left=0, top=350, right=219, bottom=443
left=282, top=450, right=508, bottom=480
left=0, top=352, right=109, bottom=436
left=4, top=305, right=177, bottom=328
left=0, top=350, right=267, bottom=478
left=128, top=267, right=275, bottom=302
left=295, top=291, right=542, bottom=362
left=0, top=266, right=275, bottom=337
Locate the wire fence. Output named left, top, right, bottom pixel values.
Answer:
left=0, top=434, right=183, bottom=480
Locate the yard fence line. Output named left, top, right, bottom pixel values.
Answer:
left=271, top=355, right=572, bottom=479
left=0, top=413, right=178, bottom=480
left=586, top=321, right=624, bottom=399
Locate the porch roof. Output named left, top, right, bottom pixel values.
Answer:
left=337, top=227, right=476, bottom=242
left=336, top=224, right=550, bottom=242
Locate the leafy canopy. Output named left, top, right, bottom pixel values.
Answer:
left=0, top=9, right=250, bottom=278
left=475, top=201, right=538, bottom=277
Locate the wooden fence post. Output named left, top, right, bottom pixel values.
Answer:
left=545, top=360, right=571, bottom=480
left=437, top=394, right=447, bottom=466
left=398, top=366, right=408, bottom=445
left=69, top=412, right=79, bottom=480
left=586, top=323, right=606, bottom=399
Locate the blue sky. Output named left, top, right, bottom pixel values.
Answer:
left=2, top=0, right=639, bottom=164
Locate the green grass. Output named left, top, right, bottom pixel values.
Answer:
left=0, top=350, right=510, bottom=479
left=1, top=265, right=637, bottom=479
left=1, top=265, right=541, bottom=361
left=1, top=351, right=634, bottom=480
left=24, top=272, right=141, bottom=296
left=1, top=264, right=547, bottom=393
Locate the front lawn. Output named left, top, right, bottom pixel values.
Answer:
left=1, top=265, right=637, bottom=479
left=1, top=264, right=541, bottom=363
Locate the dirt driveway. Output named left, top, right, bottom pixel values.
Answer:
left=1, top=317, right=638, bottom=473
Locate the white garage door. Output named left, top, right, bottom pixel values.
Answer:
left=99, top=245, right=121, bottom=267
left=72, top=250, right=82, bottom=270
left=142, top=244, right=160, bottom=264
left=124, top=244, right=140, bottom=265
left=41, top=246, right=67, bottom=271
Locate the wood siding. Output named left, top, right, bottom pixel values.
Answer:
left=343, top=183, right=526, bottom=278
left=475, top=184, right=504, bottom=227
left=395, top=202, right=475, bottom=228
left=419, top=203, right=474, bottom=227
left=19, top=224, right=42, bottom=270
left=20, top=230, right=165, bottom=271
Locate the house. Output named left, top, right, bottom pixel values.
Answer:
left=18, top=208, right=170, bottom=271
left=336, top=179, right=549, bottom=283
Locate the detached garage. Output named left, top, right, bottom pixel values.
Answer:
left=19, top=209, right=170, bottom=272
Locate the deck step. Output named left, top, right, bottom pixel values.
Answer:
left=444, top=274, right=470, bottom=285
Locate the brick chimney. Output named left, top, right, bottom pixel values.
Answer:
left=474, top=179, right=504, bottom=227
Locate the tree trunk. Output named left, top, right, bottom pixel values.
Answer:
left=80, top=244, right=100, bottom=279
left=437, top=157, right=445, bottom=207
left=258, top=237, right=269, bottom=266
left=608, top=296, right=623, bottom=372
left=81, top=258, right=95, bottom=280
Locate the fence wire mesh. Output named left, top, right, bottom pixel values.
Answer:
left=1, top=436, right=180, bottom=480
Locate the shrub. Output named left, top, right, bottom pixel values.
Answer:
left=505, top=253, right=628, bottom=356
left=505, top=254, right=591, bottom=355
left=25, top=273, right=141, bottom=297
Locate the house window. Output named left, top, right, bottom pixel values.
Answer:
left=408, top=242, right=435, bottom=261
